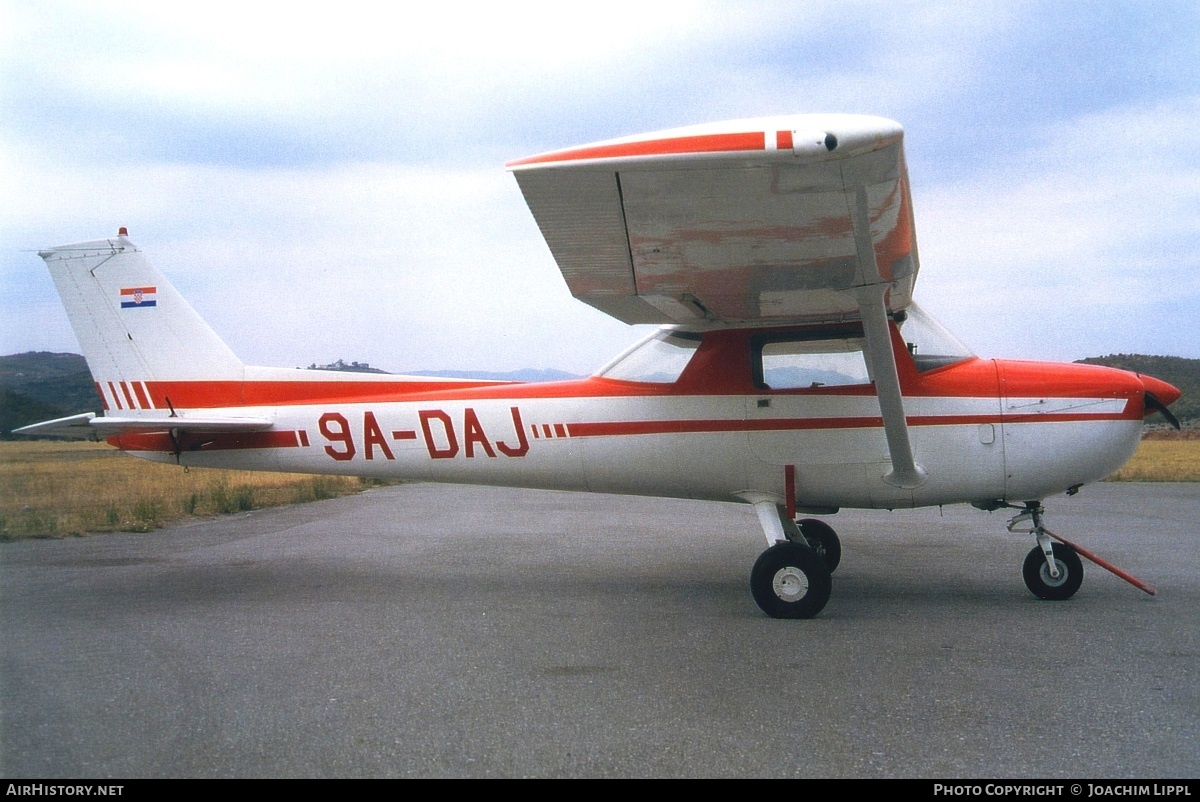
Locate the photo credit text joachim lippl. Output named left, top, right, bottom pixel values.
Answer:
left=933, top=786, right=1192, bottom=798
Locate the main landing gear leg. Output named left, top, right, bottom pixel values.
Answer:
left=744, top=497, right=833, bottom=619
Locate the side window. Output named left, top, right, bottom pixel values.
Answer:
left=756, top=335, right=871, bottom=390
left=598, top=331, right=701, bottom=384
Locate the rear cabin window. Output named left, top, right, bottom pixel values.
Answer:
left=754, top=332, right=871, bottom=390
left=598, top=331, right=702, bottom=384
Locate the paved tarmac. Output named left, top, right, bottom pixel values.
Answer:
left=1, top=482, right=1196, bottom=778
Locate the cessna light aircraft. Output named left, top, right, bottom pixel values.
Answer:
left=19, top=114, right=1182, bottom=618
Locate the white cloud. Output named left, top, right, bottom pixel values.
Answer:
left=7, top=1, right=737, bottom=119
left=0, top=149, right=639, bottom=371
left=915, top=96, right=1200, bottom=359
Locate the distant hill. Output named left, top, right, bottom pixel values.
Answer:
left=0, top=353, right=583, bottom=438
left=305, top=359, right=389, bottom=374
left=1076, top=354, right=1199, bottom=423
left=0, top=352, right=102, bottom=438
left=405, top=368, right=581, bottom=383
left=303, top=362, right=582, bottom=382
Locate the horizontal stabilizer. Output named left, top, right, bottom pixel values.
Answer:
left=11, top=412, right=98, bottom=438
left=14, top=413, right=273, bottom=438
left=88, top=416, right=274, bottom=432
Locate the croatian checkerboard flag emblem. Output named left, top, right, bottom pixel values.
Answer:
left=120, top=286, right=157, bottom=308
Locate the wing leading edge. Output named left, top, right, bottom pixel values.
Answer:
left=508, top=114, right=917, bottom=327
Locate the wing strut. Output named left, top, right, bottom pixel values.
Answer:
left=851, top=187, right=927, bottom=489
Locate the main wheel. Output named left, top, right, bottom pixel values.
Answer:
left=750, top=542, right=833, bottom=619
left=1022, top=542, right=1084, bottom=600
left=797, top=518, right=841, bottom=572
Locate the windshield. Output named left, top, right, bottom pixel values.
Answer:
left=897, top=303, right=974, bottom=372
left=597, top=330, right=701, bottom=383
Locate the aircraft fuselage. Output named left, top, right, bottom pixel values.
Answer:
left=107, top=324, right=1150, bottom=510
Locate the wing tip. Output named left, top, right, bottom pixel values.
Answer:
left=507, top=113, right=904, bottom=171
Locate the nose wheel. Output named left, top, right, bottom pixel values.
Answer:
left=1008, top=503, right=1084, bottom=601
left=1022, top=542, right=1083, bottom=600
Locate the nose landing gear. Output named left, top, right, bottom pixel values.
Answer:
left=1005, top=502, right=1156, bottom=600
left=1022, top=541, right=1084, bottom=600
left=1008, top=504, right=1084, bottom=597
left=1008, top=504, right=1084, bottom=600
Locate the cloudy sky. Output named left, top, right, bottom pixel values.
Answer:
left=2, top=1, right=1198, bottom=374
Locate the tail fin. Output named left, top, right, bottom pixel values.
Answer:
left=40, top=231, right=244, bottom=412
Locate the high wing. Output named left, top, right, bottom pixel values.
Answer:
left=508, top=114, right=916, bottom=327
left=510, top=114, right=926, bottom=488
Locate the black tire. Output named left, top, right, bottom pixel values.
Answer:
left=750, top=542, right=833, bottom=619
left=1022, top=542, right=1084, bottom=601
left=797, top=518, right=841, bottom=572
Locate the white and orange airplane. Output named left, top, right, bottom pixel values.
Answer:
left=18, top=114, right=1182, bottom=618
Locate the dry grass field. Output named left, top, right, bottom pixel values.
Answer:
left=0, top=441, right=386, bottom=540
left=2, top=435, right=1197, bottom=540
left=1105, top=435, right=1200, bottom=482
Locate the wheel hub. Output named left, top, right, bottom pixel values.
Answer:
left=1040, top=560, right=1069, bottom=588
left=772, top=566, right=809, bottom=601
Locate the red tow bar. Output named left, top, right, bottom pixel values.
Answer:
left=1044, top=527, right=1156, bottom=596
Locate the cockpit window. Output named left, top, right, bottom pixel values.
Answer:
left=897, top=303, right=974, bottom=372
left=597, top=331, right=701, bottom=383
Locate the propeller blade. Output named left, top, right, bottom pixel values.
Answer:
left=1144, top=391, right=1181, bottom=430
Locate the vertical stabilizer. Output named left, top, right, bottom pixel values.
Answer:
left=39, top=233, right=244, bottom=410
